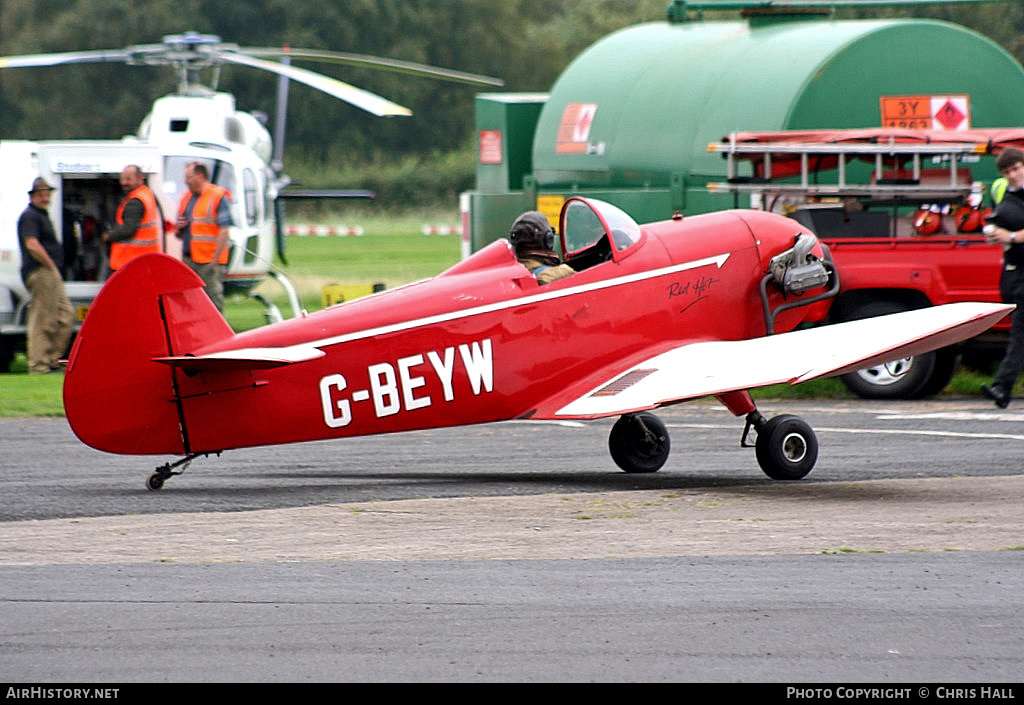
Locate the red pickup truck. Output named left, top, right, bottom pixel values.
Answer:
left=790, top=202, right=1005, bottom=398
left=708, top=129, right=1015, bottom=399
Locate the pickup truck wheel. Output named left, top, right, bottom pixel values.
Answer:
left=842, top=355, right=935, bottom=398
left=912, top=348, right=960, bottom=398
left=838, top=301, right=951, bottom=399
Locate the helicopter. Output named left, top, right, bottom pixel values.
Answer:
left=0, top=31, right=502, bottom=371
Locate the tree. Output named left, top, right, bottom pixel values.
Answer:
left=3, top=0, right=1023, bottom=198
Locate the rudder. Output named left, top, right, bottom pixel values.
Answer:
left=63, top=253, right=233, bottom=455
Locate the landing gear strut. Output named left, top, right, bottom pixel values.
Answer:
left=146, top=452, right=220, bottom=491
left=605, top=395, right=819, bottom=479
left=724, top=390, right=818, bottom=480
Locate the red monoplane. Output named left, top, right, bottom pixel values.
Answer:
left=63, top=198, right=1010, bottom=489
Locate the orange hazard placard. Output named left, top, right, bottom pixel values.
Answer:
left=556, top=102, right=598, bottom=154
left=880, top=95, right=971, bottom=131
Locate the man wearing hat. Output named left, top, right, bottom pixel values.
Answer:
left=17, top=177, right=73, bottom=374
left=509, top=211, right=575, bottom=285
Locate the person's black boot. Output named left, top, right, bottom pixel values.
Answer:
left=981, top=384, right=1011, bottom=409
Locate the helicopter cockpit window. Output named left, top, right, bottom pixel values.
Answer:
left=164, top=157, right=240, bottom=220
left=243, top=168, right=258, bottom=226
left=210, top=160, right=235, bottom=194
left=561, top=198, right=642, bottom=270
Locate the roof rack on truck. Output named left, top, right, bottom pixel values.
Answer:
left=706, top=128, right=1024, bottom=201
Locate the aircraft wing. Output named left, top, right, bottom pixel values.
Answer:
left=547, top=302, right=1012, bottom=419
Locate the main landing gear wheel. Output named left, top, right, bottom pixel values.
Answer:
left=609, top=412, right=670, bottom=473
left=753, top=414, right=818, bottom=481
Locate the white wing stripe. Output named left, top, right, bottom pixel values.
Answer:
left=309, top=253, right=731, bottom=350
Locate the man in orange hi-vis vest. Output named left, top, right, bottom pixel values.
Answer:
left=104, top=165, right=163, bottom=277
left=175, top=161, right=233, bottom=311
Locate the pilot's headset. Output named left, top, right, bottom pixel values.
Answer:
left=510, top=211, right=555, bottom=250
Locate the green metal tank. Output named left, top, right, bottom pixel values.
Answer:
left=533, top=13, right=1024, bottom=216
left=463, top=6, right=1024, bottom=251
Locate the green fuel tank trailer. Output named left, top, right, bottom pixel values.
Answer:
left=464, top=3, right=1024, bottom=251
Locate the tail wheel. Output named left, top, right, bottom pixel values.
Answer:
left=755, top=414, right=818, bottom=481
left=146, top=471, right=166, bottom=491
left=609, top=412, right=670, bottom=473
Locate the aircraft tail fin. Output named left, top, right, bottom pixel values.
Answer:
left=63, top=253, right=234, bottom=455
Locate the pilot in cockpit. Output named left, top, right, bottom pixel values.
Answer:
left=509, top=211, right=575, bottom=285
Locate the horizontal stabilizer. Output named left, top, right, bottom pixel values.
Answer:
left=154, top=344, right=325, bottom=371
left=553, top=302, right=1012, bottom=418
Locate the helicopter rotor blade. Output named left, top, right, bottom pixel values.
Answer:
left=216, top=51, right=412, bottom=117
left=0, top=32, right=498, bottom=115
left=241, top=47, right=504, bottom=87
left=0, top=49, right=133, bottom=69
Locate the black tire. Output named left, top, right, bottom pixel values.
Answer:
left=608, top=412, right=670, bottom=473
left=913, top=348, right=960, bottom=398
left=754, top=414, right=818, bottom=481
left=838, top=301, right=951, bottom=399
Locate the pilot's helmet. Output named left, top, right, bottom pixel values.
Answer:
left=510, top=211, right=555, bottom=250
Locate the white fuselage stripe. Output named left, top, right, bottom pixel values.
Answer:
left=310, top=253, right=731, bottom=349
